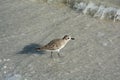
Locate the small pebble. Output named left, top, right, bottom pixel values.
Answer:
left=0, top=59, right=2, bottom=62
left=6, top=59, right=10, bottom=61
left=97, top=32, right=105, bottom=37
left=3, top=66, right=7, bottom=69
left=103, top=42, right=108, bottom=46
left=4, top=71, right=7, bottom=74
left=3, top=58, right=10, bottom=62
left=3, top=59, right=7, bottom=61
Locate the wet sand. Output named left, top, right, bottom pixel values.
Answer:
left=0, top=0, right=120, bottom=80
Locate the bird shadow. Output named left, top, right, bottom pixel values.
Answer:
left=17, top=43, right=45, bottom=55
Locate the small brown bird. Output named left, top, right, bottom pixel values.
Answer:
left=37, top=35, right=75, bottom=57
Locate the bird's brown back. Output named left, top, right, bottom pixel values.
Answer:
left=40, top=39, right=66, bottom=50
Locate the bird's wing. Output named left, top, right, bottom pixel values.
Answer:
left=41, top=39, right=63, bottom=50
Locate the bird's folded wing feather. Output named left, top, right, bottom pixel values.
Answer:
left=41, top=39, right=64, bottom=50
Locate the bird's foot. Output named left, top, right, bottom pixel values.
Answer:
left=58, top=53, right=64, bottom=58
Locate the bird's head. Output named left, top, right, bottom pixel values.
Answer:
left=62, top=35, right=75, bottom=41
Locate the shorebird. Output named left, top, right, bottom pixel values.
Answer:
left=37, top=35, right=75, bottom=57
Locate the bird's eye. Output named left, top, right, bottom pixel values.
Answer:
left=68, top=38, right=69, bottom=39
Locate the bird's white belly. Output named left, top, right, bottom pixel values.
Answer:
left=47, top=45, right=65, bottom=52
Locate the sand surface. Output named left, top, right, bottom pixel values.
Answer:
left=0, top=0, right=120, bottom=80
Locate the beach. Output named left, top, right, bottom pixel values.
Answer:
left=0, top=0, right=120, bottom=80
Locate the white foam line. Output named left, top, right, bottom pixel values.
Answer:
left=71, top=1, right=120, bottom=22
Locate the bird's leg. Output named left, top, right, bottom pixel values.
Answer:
left=57, top=52, right=61, bottom=57
left=51, top=52, right=53, bottom=58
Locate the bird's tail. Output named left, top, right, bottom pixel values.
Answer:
left=36, top=47, right=42, bottom=50
left=36, top=47, right=44, bottom=51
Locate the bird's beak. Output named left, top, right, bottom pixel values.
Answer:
left=71, top=38, right=75, bottom=40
